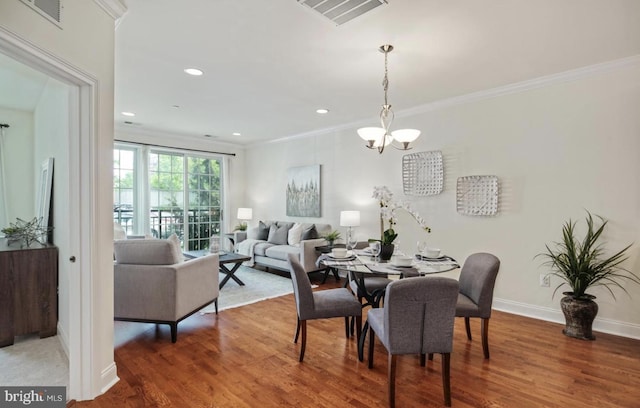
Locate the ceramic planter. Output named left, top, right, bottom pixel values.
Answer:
left=560, top=293, right=598, bottom=340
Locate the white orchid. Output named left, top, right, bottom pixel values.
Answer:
left=372, top=186, right=431, bottom=244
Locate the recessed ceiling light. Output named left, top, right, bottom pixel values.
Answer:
left=121, top=111, right=135, bottom=117
left=232, top=132, right=241, bottom=136
left=184, top=68, right=203, bottom=76
left=316, top=108, right=329, bottom=114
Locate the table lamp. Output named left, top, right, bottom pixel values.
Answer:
left=237, top=207, right=253, bottom=230
left=340, top=210, right=360, bottom=244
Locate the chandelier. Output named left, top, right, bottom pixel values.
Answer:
left=357, top=44, right=421, bottom=154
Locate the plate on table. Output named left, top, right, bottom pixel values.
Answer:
left=327, top=251, right=355, bottom=260
left=390, top=261, right=418, bottom=268
left=417, top=254, right=456, bottom=262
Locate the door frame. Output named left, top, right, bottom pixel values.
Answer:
left=0, top=26, right=109, bottom=400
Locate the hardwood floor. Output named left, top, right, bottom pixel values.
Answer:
left=70, top=276, right=640, bottom=407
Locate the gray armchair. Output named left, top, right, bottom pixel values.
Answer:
left=114, top=237, right=219, bottom=343
left=367, top=277, right=459, bottom=407
left=455, top=252, right=501, bottom=359
left=287, top=254, right=362, bottom=362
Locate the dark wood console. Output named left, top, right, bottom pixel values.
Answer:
left=0, top=238, right=58, bottom=347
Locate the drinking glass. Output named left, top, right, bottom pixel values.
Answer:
left=416, top=241, right=428, bottom=263
left=371, top=241, right=382, bottom=265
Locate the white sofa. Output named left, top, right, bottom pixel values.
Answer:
left=234, top=221, right=331, bottom=274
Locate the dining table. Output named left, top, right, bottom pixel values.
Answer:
left=320, top=249, right=461, bottom=361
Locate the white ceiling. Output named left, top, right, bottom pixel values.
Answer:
left=114, top=0, right=640, bottom=146
left=6, top=0, right=638, bottom=147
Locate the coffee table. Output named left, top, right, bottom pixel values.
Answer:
left=183, top=250, right=251, bottom=289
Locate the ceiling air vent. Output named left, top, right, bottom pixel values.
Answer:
left=20, top=0, right=63, bottom=28
left=297, top=0, right=387, bottom=25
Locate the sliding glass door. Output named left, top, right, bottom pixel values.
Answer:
left=186, top=157, right=221, bottom=250
left=114, top=144, right=223, bottom=250
left=113, top=148, right=136, bottom=235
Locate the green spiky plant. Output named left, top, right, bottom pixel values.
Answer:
left=323, top=230, right=341, bottom=246
left=539, top=212, right=640, bottom=300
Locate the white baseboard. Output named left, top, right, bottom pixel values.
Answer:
left=100, top=362, right=119, bottom=394
left=57, top=321, right=70, bottom=358
left=493, top=298, right=640, bottom=340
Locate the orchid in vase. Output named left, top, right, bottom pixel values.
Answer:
left=372, top=186, right=431, bottom=245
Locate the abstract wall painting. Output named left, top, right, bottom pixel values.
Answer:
left=286, top=165, right=320, bottom=217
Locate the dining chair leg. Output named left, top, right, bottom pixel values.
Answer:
left=420, top=354, right=426, bottom=366
left=428, top=353, right=434, bottom=361
left=368, top=327, right=376, bottom=369
left=355, top=315, right=362, bottom=345
left=388, top=353, right=397, bottom=408
left=481, top=318, right=490, bottom=359
left=344, top=317, right=350, bottom=338
left=464, top=317, right=472, bottom=340
left=299, top=320, right=307, bottom=362
left=441, top=352, right=451, bottom=407
left=294, top=318, right=300, bottom=343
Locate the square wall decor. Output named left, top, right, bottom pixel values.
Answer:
left=286, top=164, right=320, bottom=217
left=402, top=150, right=444, bottom=196
left=456, top=175, right=499, bottom=216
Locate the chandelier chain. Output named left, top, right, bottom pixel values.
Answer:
left=382, top=48, right=389, bottom=106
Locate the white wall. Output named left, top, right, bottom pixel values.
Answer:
left=33, top=78, right=71, bottom=357
left=245, top=58, right=640, bottom=337
left=0, top=107, right=34, bottom=222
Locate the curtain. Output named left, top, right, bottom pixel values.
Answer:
left=222, top=155, right=231, bottom=233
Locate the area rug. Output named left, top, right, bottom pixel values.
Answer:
left=199, top=266, right=311, bottom=313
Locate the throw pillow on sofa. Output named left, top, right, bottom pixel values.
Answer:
left=247, top=220, right=270, bottom=240
left=300, top=224, right=318, bottom=240
left=267, top=224, right=290, bottom=245
left=287, top=223, right=303, bottom=246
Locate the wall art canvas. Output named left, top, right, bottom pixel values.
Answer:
left=286, top=164, right=320, bottom=217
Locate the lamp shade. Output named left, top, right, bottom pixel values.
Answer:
left=391, top=128, right=421, bottom=143
left=340, top=210, right=360, bottom=227
left=237, top=207, right=253, bottom=220
left=357, top=127, right=386, bottom=142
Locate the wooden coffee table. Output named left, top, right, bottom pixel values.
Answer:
left=183, top=250, right=251, bottom=289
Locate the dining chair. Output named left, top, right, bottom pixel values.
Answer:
left=367, top=277, right=459, bottom=407
left=455, top=252, right=501, bottom=359
left=287, top=254, right=363, bottom=362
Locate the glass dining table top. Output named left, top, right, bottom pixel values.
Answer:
left=320, top=249, right=460, bottom=277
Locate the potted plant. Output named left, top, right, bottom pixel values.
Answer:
left=234, top=223, right=248, bottom=232
left=538, top=211, right=640, bottom=340
left=323, top=230, right=341, bottom=248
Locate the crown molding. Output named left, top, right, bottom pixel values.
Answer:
left=93, top=0, right=128, bottom=21
left=251, top=54, right=640, bottom=148
left=397, top=54, right=640, bottom=119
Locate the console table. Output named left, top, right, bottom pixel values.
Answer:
left=0, top=239, right=58, bottom=347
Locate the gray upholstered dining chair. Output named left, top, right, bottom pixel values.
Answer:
left=367, top=277, right=459, bottom=408
left=455, top=252, right=501, bottom=359
left=287, top=253, right=363, bottom=362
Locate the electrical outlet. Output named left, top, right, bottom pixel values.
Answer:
left=539, top=273, right=550, bottom=287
